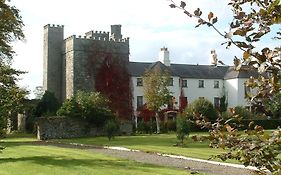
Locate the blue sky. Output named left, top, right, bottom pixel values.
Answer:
left=9, top=0, right=277, bottom=98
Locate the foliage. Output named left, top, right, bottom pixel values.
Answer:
left=176, top=116, right=190, bottom=145
left=91, top=51, right=132, bottom=121
left=169, top=0, right=281, bottom=173
left=0, top=63, right=27, bottom=135
left=105, top=118, right=120, bottom=141
left=0, top=0, right=24, bottom=62
left=33, top=86, right=44, bottom=100
left=136, top=119, right=157, bottom=134
left=234, top=106, right=256, bottom=119
left=34, top=91, right=60, bottom=117
left=184, top=98, right=218, bottom=121
left=57, top=91, right=113, bottom=127
left=264, top=91, right=281, bottom=118
left=143, top=65, right=172, bottom=133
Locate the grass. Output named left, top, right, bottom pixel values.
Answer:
left=56, top=133, right=226, bottom=162
left=0, top=135, right=206, bottom=175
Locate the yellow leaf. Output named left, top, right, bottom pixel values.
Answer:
left=243, top=51, right=251, bottom=60
left=208, top=12, right=214, bottom=21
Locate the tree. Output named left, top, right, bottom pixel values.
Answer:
left=176, top=115, right=190, bottom=145
left=184, top=98, right=218, bottom=121
left=264, top=91, right=281, bottom=119
left=33, top=86, right=44, bottom=100
left=0, top=0, right=26, bottom=136
left=34, top=91, right=60, bottom=117
left=143, top=65, right=172, bottom=133
left=169, top=1, right=281, bottom=174
left=0, top=0, right=24, bottom=62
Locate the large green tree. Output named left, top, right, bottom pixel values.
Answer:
left=0, top=0, right=26, bottom=134
left=169, top=0, right=281, bottom=174
left=0, top=0, right=24, bottom=62
left=143, top=65, right=172, bottom=133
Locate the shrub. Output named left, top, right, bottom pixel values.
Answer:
left=105, top=119, right=120, bottom=141
left=184, top=98, right=218, bottom=121
left=234, top=106, right=256, bottom=119
left=57, top=91, right=113, bottom=127
left=34, top=91, right=60, bottom=117
left=176, top=116, right=190, bottom=145
left=136, top=119, right=157, bottom=134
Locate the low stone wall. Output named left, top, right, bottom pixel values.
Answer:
left=37, top=116, right=133, bottom=140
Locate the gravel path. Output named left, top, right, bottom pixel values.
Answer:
left=39, top=141, right=257, bottom=175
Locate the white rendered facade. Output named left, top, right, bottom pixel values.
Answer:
left=130, top=48, right=256, bottom=117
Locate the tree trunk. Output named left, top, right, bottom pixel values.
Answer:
left=155, top=112, right=160, bottom=134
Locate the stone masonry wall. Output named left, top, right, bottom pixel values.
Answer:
left=37, top=116, right=133, bottom=140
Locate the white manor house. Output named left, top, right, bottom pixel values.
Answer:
left=129, top=47, right=257, bottom=115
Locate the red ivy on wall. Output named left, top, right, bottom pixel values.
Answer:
left=95, top=55, right=132, bottom=121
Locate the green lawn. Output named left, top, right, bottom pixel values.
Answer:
left=56, top=133, right=226, bottom=162
left=0, top=136, right=204, bottom=175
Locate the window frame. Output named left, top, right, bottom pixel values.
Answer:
left=214, top=80, right=219, bottom=88
left=198, top=80, right=204, bottom=88
left=136, top=78, right=143, bottom=86
left=182, top=79, right=187, bottom=88
left=136, top=96, right=143, bottom=108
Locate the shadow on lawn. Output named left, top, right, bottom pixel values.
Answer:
left=0, top=155, right=169, bottom=171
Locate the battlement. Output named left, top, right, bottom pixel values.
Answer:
left=44, top=24, right=64, bottom=29
left=65, top=34, right=129, bottom=43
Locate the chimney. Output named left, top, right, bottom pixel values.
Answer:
left=210, top=49, right=218, bottom=66
left=159, top=47, right=170, bottom=66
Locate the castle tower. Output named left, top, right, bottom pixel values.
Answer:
left=159, top=47, right=171, bottom=66
left=111, top=25, right=122, bottom=41
left=43, top=24, right=64, bottom=101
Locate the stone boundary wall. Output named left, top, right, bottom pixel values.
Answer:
left=37, top=116, right=133, bottom=140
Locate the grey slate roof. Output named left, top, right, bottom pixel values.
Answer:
left=128, top=61, right=261, bottom=79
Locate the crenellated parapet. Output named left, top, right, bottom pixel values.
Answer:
left=44, top=24, right=64, bottom=29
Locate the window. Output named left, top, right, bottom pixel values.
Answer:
left=168, top=78, right=173, bottom=86
left=137, top=78, right=143, bottom=86
left=137, top=96, right=143, bottom=108
left=198, top=80, right=204, bottom=88
left=214, top=80, right=219, bottom=88
left=182, top=79, right=187, bottom=87
left=214, top=97, right=220, bottom=109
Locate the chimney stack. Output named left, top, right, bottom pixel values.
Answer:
left=159, top=47, right=170, bottom=66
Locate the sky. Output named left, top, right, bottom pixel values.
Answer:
left=9, top=0, right=277, bottom=98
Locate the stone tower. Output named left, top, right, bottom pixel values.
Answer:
left=43, top=24, right=64, bottom=102
left=43, top=24, right=129, bottom=102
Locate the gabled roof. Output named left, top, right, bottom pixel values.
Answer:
left=128, top=61, right=261, bottom=79
left=224, top=66, right=261, bottom=79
